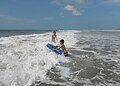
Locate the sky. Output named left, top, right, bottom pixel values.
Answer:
left=0, top=0, right=120, bottom=30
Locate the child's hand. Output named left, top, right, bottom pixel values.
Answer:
left=53, top=49, right=56, bottom=52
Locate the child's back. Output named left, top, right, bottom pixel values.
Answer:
left=59, top=39, right=68, bottom=56
left=59, top=44, right=67, bottom=53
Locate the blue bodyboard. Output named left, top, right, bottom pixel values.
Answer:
left=46, top=43, right=62, bottom=55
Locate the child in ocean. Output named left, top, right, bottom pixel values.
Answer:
left=53, top=39, right=68, bottom=56
left=51, top=31, right=58, bottom=44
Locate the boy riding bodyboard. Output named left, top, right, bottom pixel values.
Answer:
left=53, top=39, right=68, bottom=57
left=47, top=39, right=68, bottom=57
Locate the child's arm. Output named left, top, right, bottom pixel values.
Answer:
left=53, top=47, right=60, bottom=51
left=53, top=45, right=62, bottom=51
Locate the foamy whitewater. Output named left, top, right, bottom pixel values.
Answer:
left=0, top=30, right=120, bottom=86
left=0, top=30, right=78, bottom=86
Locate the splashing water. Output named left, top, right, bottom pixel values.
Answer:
left=0, top=30, right=78, bottom=86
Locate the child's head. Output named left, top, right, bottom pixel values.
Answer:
left=60, top=39, right=64, bottom=44
left=53, top=31, right=56, bottom=35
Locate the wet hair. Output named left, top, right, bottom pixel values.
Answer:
left=60, top=39, right=64, bottom=43
left=53, top=31, right=56, bottom=33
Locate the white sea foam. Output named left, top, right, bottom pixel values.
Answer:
left=0, top=30, right=79, bottom=86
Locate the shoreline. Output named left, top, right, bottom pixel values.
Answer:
left=84, top=30, right=120, bottom=32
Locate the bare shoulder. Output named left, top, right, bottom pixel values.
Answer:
left=59, top=44, right=62, bottom=48
left=63, top=44, right=66, bottom=48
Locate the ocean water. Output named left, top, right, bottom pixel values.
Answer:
left=0, top=30, right=120, bottom=86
